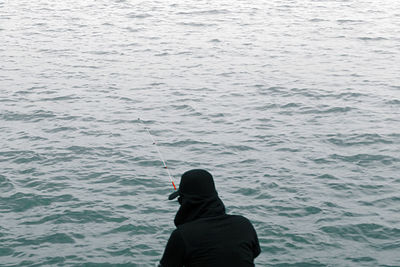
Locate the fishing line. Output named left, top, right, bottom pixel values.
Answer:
left=138, top=118, right=177, bottom=191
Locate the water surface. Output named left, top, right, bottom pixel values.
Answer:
left=1, top=0, right=399, bottom=266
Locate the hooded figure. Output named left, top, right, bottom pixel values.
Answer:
left=159, top=169, right=260, bottom=267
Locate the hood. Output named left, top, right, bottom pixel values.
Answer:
left=171, top=169, right=226, bottom=226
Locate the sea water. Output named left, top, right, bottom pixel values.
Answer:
left=0, top=0, right=399, bottom=266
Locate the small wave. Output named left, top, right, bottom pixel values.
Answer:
left=226, top=145, right=257, bottom=151
left=270, top=261, right=326, bottom=267
left=358, top=196, right=400, bottom=208
left=127, top=13, right=152, bottom=19
left=233, top=187, right=258, bottom=196
left=43, top=126, right=77, bottom=133
left=10, top=151, right=44, bottom=164
left=358, top=184, right=386, bottom=196
left=0, top=175, right=14, bottom=192
left=276, top=147, right=300, bottom=152
left=0, top=150, right=35, bottom=162
left=372, top=240, right=400, bottom=250
left=106, top=223, right=153, bottom=235
left=58, top=115, right=80, bottom=121
left=317, top=174, right=338, bottom=180
left=0, top=193, right=75, bottom=212
left=79, top=130, right=112, bottom=137
left=254, top=103, right=278, bottom=110
left=326, top=133, right=393, bottom=147
left=327, top=182, right=353, bottom=191
left=0, top=110, right=56, bottom=122
left=335, top=92, right=367, bottom=99
left=300, top=106, right=352, bottom=114
left=15, top=233, right=75, bottom=245
left=124, top=27, right=142, bottom=33
left=0, top=247, right=13, bottom=256
left=75, top=261, right=132, bottom=266
left=309, top=18, right=327, bottom=22
left=209, top=38, right=221, bottom=43
left=165, top=139, right=209, bottom=147
left=255, top=192, right=273, bottom=199
left=320, top=223, right=400, bottom=241
left=66, top=146, right=117, bottom=157
left=281, top=102, right=301, bottom=108
left=275, top=205, right=322, bottom=218
left=286, top=233, right=314, bottom=245
left=74, top=65, right=102, bottom=71
left=170, top=104, right=195, bottom=111
left=84, top=50, right=118, bottom=55
left=107, top=223, right=137, bottom=233
left=107, top=248, right=135, bottom=257
left=330, top=153, right=399, bottom=166
left=289, top=88, right=367, bottom=100
left=90, top=174, right=120, bottom=184
left=116, top=204, right=136, bottom=210
left=358, top=37, right=387, bottom=41
left=322, top=201, right=341, bottom=208
left=261, top=245, right=287, bottom=255
left=345, top=256, right=376, bottom=263
left=208, top=112, right=225, bottom=118
left=386, top=99, right=400, bottom=105
left=310, top=157, right=335, bottom=165
left=155, top=52, right=169, bottom=56
left=256, top=86, right=287, bottom=95
left=337, top=19, right=365, bottom=24
left=176, top=9, right=230, bottom=16
left=66, top=145, right=94, bottom=154
left=24, top=209, right=128, bottom=224
left=177, top=22, right=217, bottom=27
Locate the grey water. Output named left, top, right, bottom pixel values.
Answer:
left=1, top=0, right=400, bottom=266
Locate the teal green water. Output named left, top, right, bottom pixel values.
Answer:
left=1, top=0, right=400, bottom=266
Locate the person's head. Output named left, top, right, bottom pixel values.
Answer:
left=168, top=169, right=218, bottom=202
left=170, top=169, right=225, bottom=226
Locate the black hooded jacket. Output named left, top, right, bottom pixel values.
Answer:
left=159, top=191, right=260, bottom=266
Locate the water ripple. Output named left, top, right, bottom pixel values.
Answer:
left=1, top=0, right=399, bottom=265
left=0, top=193, right=75, bottom=213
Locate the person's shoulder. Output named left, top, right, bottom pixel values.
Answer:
left=226, top=214, right=253, bottom=225
left=169, top=227, right=186, bottom=243
left=227, top=215, right=258, bottom=238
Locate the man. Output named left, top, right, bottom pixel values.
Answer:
left=159, top=169, right=261, bottom=267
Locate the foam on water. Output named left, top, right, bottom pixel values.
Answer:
left=1, top=0, right=400, bottom=266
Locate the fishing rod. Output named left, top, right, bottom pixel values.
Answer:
left=138, top=118, right=177, bottom=191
